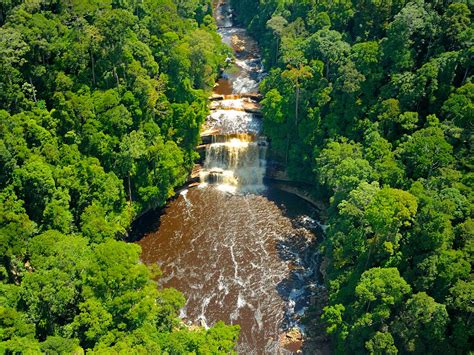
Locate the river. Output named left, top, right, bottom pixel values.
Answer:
left=135, top=1, right=326, bottom=353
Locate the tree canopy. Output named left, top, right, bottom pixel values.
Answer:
left=0, top=0, right=239, bottom=352
left=232, top=0, right=473, bottom=352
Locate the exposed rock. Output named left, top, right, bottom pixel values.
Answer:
left=231, top=35, right=246, bottom=52
left=243, top=101, right=262, bottom=114
left=223, top=94, right=241, bottom=100
left=209, top=94, right=225, bottom=101
left=190, top=164, right=202, bottom=180
left=210, top=99, right=262, bottom=114
left=241, top=92, right=263, bottom=101
left=279, top=328, right=303, bottom=353
left=265, top=182, right=327, bottom=212
left=200, top=128, right=221, bottom=137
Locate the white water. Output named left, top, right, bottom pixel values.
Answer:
left=200, top=137, right=267, bottom=194
left=206, top=110, right=261, bottom=135
left=199, top=4, right=267, bottom=194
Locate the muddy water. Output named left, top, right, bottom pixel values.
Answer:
left=137, top=1, right=324, bottom=353
left=138, top=188, right=323, bottom=353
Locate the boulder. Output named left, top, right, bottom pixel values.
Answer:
left=279, top=328, right=303, bottom=352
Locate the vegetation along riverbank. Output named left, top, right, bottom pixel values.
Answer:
left=0, top=0, right=472, bottom=353
left=231, top=0, right=473, bottom=353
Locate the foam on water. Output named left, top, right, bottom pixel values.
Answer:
left=138, top=188, right=323, bottom=353
left=200, top=125, right=266, bottom=193
left=206, top=110, right=261, bottom=135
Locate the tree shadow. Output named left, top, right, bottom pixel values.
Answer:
left=127, top=206, right=164, bottom=242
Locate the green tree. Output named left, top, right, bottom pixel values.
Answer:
left=317, top=140, right=374, bottom=195
left=305, top=28, right=350, bottom=78
left=392, top=292, right=448, bottom=353
left=0, top=186, right=36, bottom=281
left=266, top=15, right=288, bottom=64
left=42, top=188, right=73, bottom=233
left=398, top=127, right=454, bottom=179
left=442, top=3, right=471, bottom=50
left=13, top=155, right=56, bottom=222
left=442, top=82, right=473, bottom=130
left=354, top=267, right=411, bottom=322
left=365, top=331, right=398, bottom=355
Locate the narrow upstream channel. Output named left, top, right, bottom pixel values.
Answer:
left=136, top=1, right=326, bottom=353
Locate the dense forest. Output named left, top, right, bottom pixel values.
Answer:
left=0, top=0, right=241, bottom=352
left=1, top=0, right=472, bottom=353
left=231, top=0, right=473, bottom=353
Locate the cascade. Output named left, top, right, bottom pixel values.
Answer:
left=200, top=134, right=267, bottom=193
left=198, top=8, right=267, bottom=194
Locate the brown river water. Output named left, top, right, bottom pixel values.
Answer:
left=135, top=2, right=326, bottom=353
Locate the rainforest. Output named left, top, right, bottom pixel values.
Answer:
left=0, top=0, right=472, bottom=354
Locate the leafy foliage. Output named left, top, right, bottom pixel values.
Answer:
left=233, top=0, right=473, bottom=352
left=0, top=0, right=238, bottom=351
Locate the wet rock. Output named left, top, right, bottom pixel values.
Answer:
left=243, top=102, right=262, bottom=114
left=190, top=164, right=202, bottom=180
left=241, top=92, right=263, bottom=101
left=279, top=328, right=303, bottom=353
left=231, top=35, right=246, bottom=52
left=209, top=94, right=225, bottom=101
left=209, top=98, right=262, bottom=114
left=200, top=128, right=221, bottom=137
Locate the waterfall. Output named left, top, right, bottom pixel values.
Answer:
left=196, top=0, right=267, bottom=195
left=200, top=131, right=267, bottom=193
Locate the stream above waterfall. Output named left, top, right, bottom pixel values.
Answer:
left=135, top=1, right=327, bottom=353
